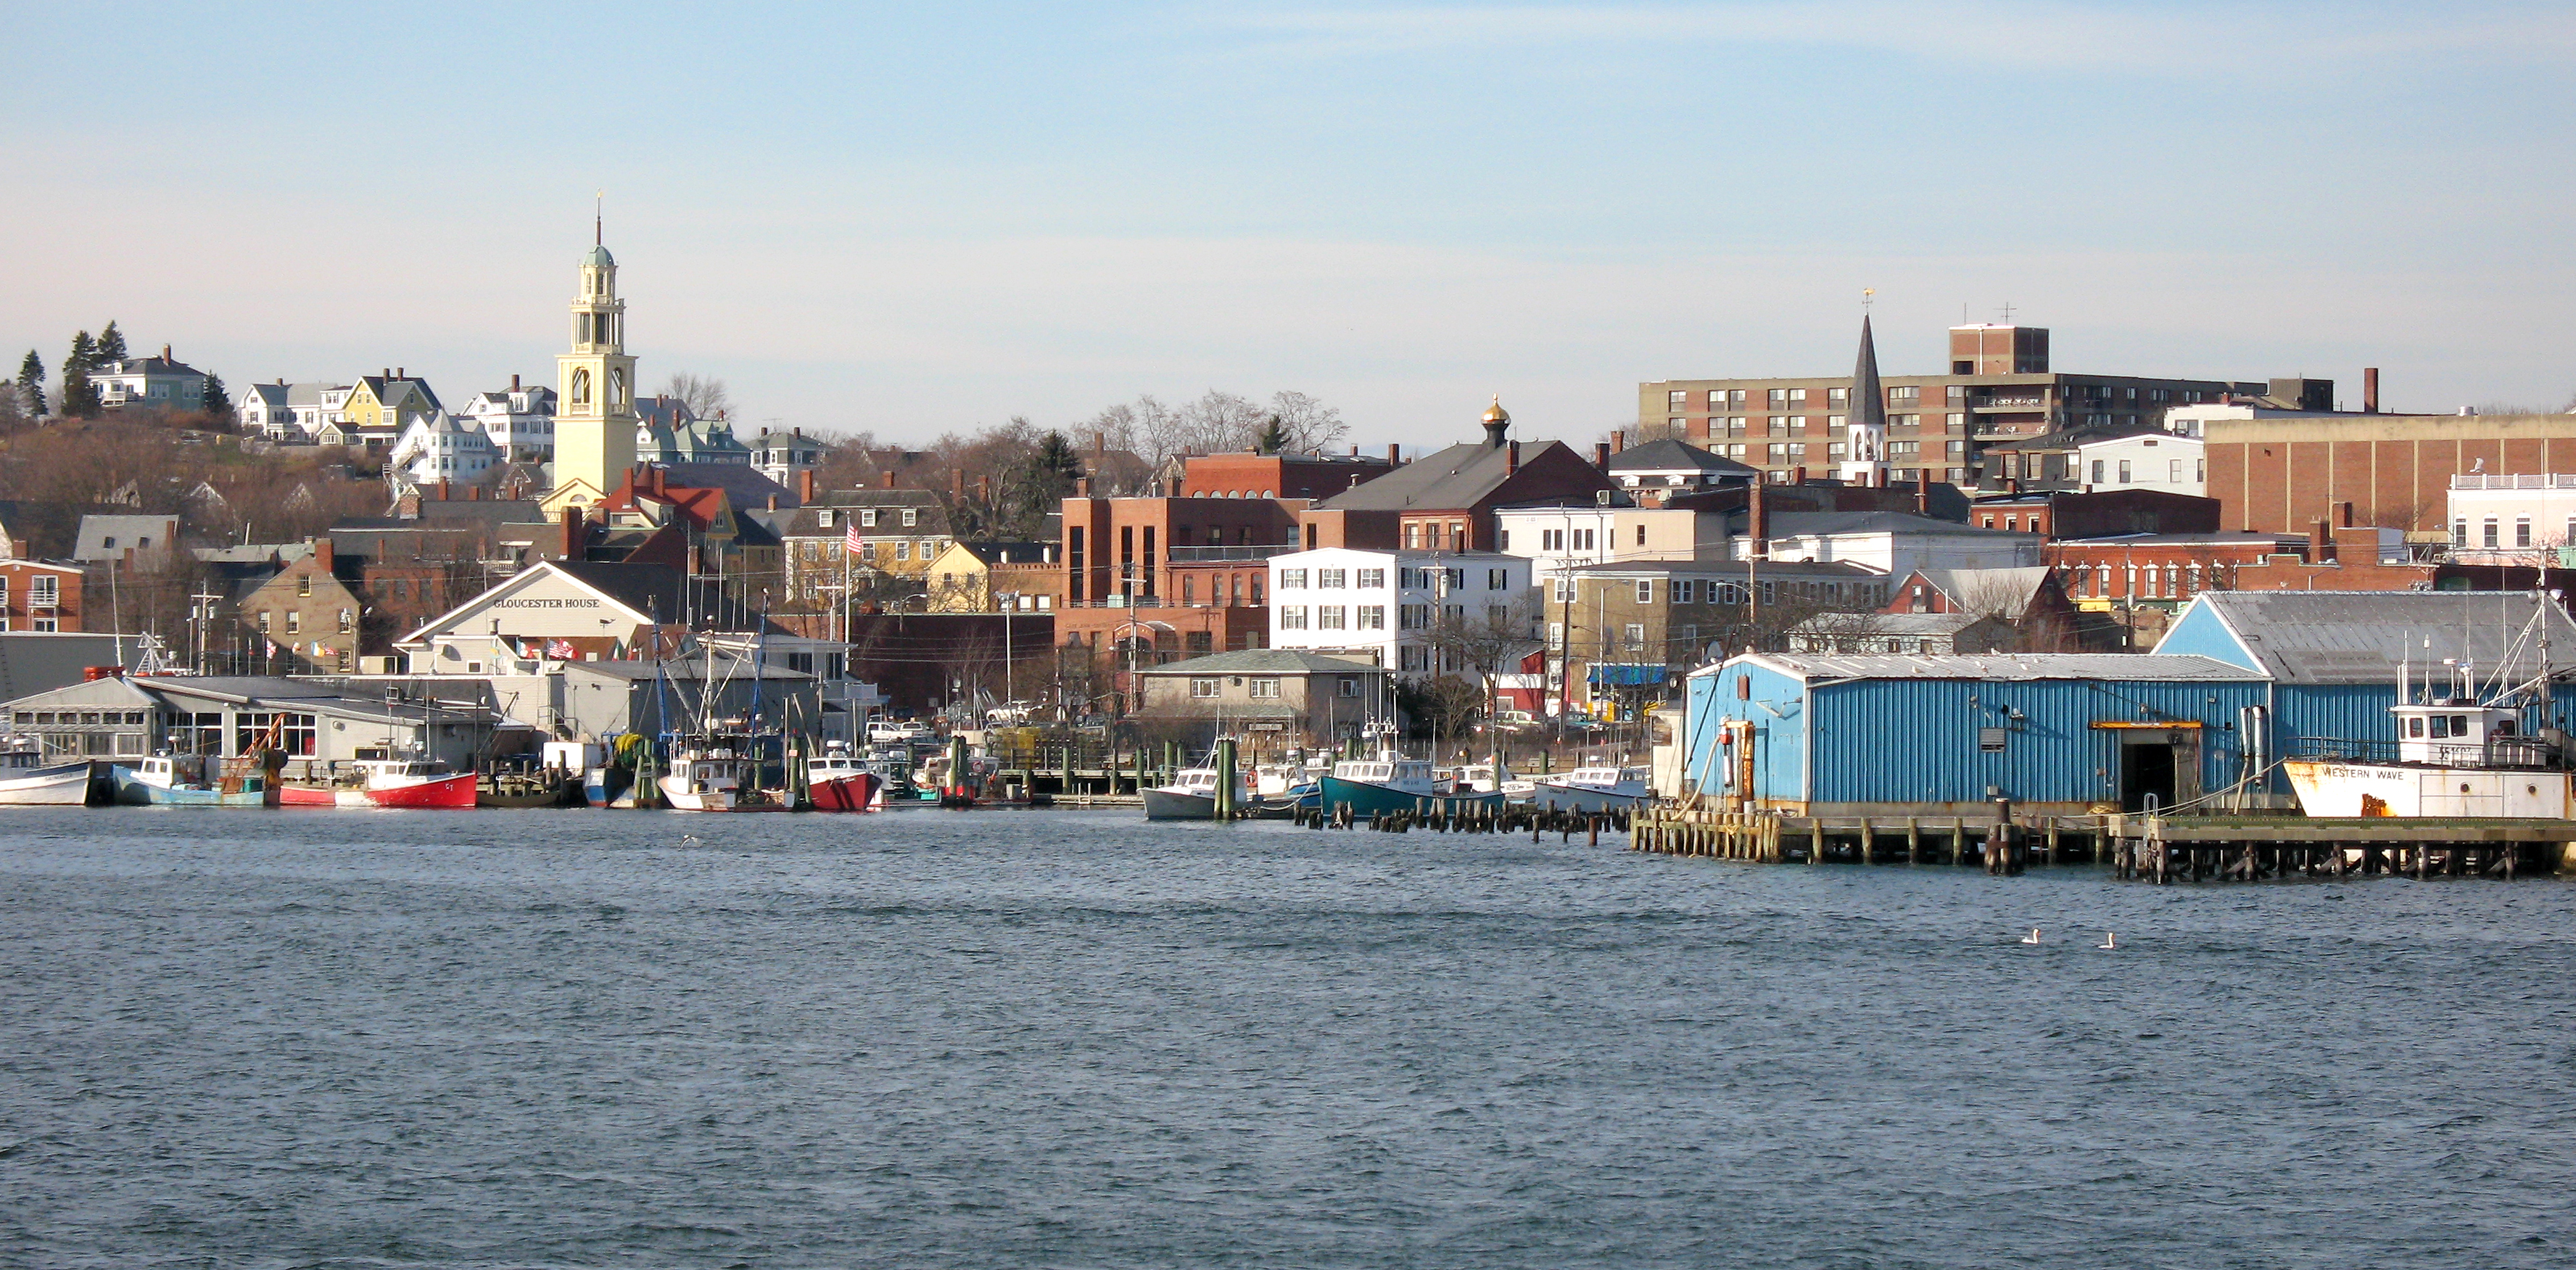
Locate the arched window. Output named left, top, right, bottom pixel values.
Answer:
left=570, top=369, right=591, bottom=405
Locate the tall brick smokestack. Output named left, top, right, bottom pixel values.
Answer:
left=2364, top=368, right=2380, bottom=414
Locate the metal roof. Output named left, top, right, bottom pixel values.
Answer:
left=1138, top=649, right=1386, bottom=677
left=1701, top=652, right=2266, bottom=683
left=2161, top=590, right=2576, bottom=685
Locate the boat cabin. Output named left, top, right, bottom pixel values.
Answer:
left=1333, top=759, right=1434, bottom=788
left=2393, top=702, right=2540, bottom=767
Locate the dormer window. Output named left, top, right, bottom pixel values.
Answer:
left=818, top=509, right=835, bottom=527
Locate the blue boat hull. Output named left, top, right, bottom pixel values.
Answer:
left=110, top=767, right=274, bottom=807
left=1317, top=774, right=1503, bottom=818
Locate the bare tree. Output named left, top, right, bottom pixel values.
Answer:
left=1790, top=608, right=1890, bottom=653
left=661, top=373, right=731, bottom=420
left=1266, top=391, right=1347, bottom=453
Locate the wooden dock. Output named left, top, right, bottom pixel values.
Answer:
left=1630, top=807, right=2576, bottom=881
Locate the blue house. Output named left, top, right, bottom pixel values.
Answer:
left=2153, top=590, right=2576, bottom=793
left=1681, top=653, right=2269, bottom=816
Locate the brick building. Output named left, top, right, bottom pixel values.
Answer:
left=1176, top=449, right=1397, bottom=500
left=2204, top=411, right=2576, bottom=534
left=1968, top=489, right=2221, bottom=540
left=1295, top=400, right=1615, bottom=552
left=0, top=560, right=82, bottom=632
left=1640, top=321, right=2275, bottom=488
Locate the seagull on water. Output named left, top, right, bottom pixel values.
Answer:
left=2019, top=928, right=2043, bottom=944
left=2097, top=932, right=2119, bottom=950
left=680, top=833, right=704, bottom=849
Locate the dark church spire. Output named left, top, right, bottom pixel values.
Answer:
left=1850, top=313, right=1886, bottom=435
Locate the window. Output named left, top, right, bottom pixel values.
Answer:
left=901, top=508, right=917, bottom=527
left=2116, top=460, right=2131, bottom=484
left=285, top=611, right=301, bottom=633
left=1279, top=568, right=1308, bottom=589
left=337, top=609, right=353, bottom=633
left=1317, top=606, right=1346, bottom=630
left=893, top=540, right=910, bottom=561
left=1788, top=388, right=1808, bottom=405
left=1279, top=606, right=1308, bottom=630
left=297, top=574, right=313, bottom=597
left=2484, top=519, right=2500, bottom=548
left=1487, top=568, right=1508, bottom=589
left=1190, top=677, right=1221, bottom=698
left=1828, top=387, right=1849, bottom=405
left=1357, top=567, right=1385, bottom=588
left=2517, top=517, right=2533, bottom=548
left=1398, top=603, right=1429, bottom=630
left=1668, top=389, right=1687, bottom=408
left=1358, top=605, right=1386, bottom=630
left=1767, top=389, right=1787, bottom=406
left=1318, top=568, right=1347, bottom=588
left=1635, top=580, right=1654, bottom=603
left=1337, top=676, right=1359, bottom=697
left=26, top=577, right=53, bottom=606
left=2089, top=460, right=2105, bottom=485
left=2453, top=519, right=2469, bottom=548
left=817, top=509, right=835, bottom=527
left=1674, top=579, right=1697, bottom=603
left=1551, top=577, right=1572, bottom=603
left=1633, top=525, right=1646, bottom=547
left=1625, top=622, right=1646, bottom=650
left=860, top=509, right=878, bottom=527
left=1888, top=386, right=1920, bottom=404
left=1248, top=677, right=1280, bottom=698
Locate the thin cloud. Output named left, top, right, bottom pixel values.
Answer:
left=1210, top=2, right=2576, bottom=70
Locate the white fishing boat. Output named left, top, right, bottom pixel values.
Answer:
left=2284, top=620, right=2575, bottom=819
left=1527, top=765, right=1654, bottom=815
left=1319, top=751, right=1502, bottom=816
left=0, top=741, right=92, bottom=806
left=1458, top=762, right=1537, bottom=802
left=1142, top=766, right=1249, bottom=820
left=659, top=747, right=754, bottom=812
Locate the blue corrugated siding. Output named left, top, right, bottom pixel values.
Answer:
left=2272, top=682, right=2576, bottom=768
left=2154, top=601, right=2258, bottom=669
left=1807, top=677, right=2266, bottom=804
left=1683, top=661, right=1809, bottom=801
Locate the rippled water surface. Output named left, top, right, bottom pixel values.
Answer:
left=4, top=807, right=2575, bottom=1268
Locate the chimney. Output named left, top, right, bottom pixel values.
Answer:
left=161, top=344, right=172, bottom=360
left=1076, top=477, right=1092, bottom=497
left=275, top=378, right=284, bottom=385
left=1611, top=429, right=1625, bottom=453
left=2336, top=500, right=2354, bottom=528
left=2364, top=368, right=2380, bottom=414
left=560, top=506, right=585, bottom=559
left=798, top=469, right=816, bottom=504
left=469, top=485, right=482, bottom=500
left=511, top=373, right=521, bottom=391
left=1349, top=445, right=1360, bottom=457
left=2311, top=518, right=2332, bottom=562
left=397, top=368, right=405, bottom=380
left=766, top=493, right=779, bottom=512
left=1506, top=440, right=1520, bottom=475
left=1387, top=444, right=1401, bottom=466
left=1793, top=466, right=1809, bottom=485
left=880, top=469, right=896, bottom=490
left=437, top=477, right=450, bottom=502
left=1094, top=431, right=1107, bottom=455
left=1915, top=482, right=1929, bottom=516
left=382, top=367, right=392, bottom=380
left=953, top=469, right=966, bottom=496
left=978, top=474, right=993, bottom=503
left=1749, top=479, right=1770, bottom=551
left=2005, top=477, right=2020, bottom=495
left=313, top=537, right=334, bottom=572
left=1594, top=442, right=1611, bottom=467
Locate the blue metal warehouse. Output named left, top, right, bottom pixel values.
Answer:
left=1683, top=653, right=2269, bottom=815
left=1680, top=590, right=2576, bottom=816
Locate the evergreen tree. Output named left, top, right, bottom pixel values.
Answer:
left=94, top=321, right=126, bottom=366
left=15, top=350, right=44, bottom=417
left=202, top=371, right=233, bottom=424
left=1255, top=413, right=1289, bottom=455
left=61, top=331, right=98, bottom=418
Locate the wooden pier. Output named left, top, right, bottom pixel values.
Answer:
left=1628, top=807, right=2576, bottom=881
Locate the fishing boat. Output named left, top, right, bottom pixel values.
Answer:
left=806, top=743, right=883, bottom=812
left=111, top=754, right=276, bottom=807
left=1458, top=762, right=1537, bottom=802
left=2284, top=620, right=2576, bottom=819
left=659, top=746, right=754, bottom=812
left=1318, top=751, right=1503, bottom=817
left=278, top=757, right=478, bottom=808
left=0, top=743, right=95, bottom=807
left=1142, top=765, right=1250, bottom=820
left=1527, top=765, right=1654, bottom=815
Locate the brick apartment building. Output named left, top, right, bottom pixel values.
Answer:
left=1640, top=321, right=2278, bottom=489
left=1176, top=449, right=1397, bottom=500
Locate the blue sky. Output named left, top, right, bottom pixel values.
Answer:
left=7, top=1, right=2570, bottom=446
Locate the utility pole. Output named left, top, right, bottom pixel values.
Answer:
left=189, top=584, right=220, bottom=675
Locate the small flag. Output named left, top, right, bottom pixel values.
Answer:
left=547, top=638, right=577, bottom=660
left=844, top=517, right=864, bottom=555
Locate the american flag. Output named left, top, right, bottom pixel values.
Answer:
left=844, top=516, right=864, bottom=555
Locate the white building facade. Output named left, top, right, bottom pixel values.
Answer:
left=1735, top=513, right=2040, bottom=577
left=1267, top=548, right=1536, bottom=677
left=88, top=347, right=207, bottom=412
left=2448, top=474, right=2576, bottom=563
left=2076, top=432, right=2205, bottom=496
left=286, top=382, right=352, bottom=437
left=387, top=411, right=499, bottom=491
left=461, top=384, right=558, bottom=460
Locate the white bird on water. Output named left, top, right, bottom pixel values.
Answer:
left=2097, top=932, right=2119, bottom=950
left=2019, top=928, right=2042, bottom=944
left=680, top=833, right=704, bottom=849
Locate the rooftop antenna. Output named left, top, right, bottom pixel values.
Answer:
left=1999, top=301, right=2017, bottom=322
left=595, top=190, right=603, bottom=246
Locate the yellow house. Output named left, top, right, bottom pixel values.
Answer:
left=924, top=540, right=1062, bottom=613
left=340, top=373, right=442, bottom=431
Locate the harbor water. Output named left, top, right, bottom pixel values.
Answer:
left=4, top=808, right=2573, bottom=1267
